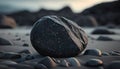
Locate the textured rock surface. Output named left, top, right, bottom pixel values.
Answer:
left=30, top=15, right=88, bottom=57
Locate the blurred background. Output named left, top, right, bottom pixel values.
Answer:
left=0, top=0, right=120, bottom=28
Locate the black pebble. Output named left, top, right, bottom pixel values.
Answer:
left=23, top=43, right=29, bottom=47
left=84, top=49, right=102, bottom=56
left=85, top=59, right=103, bottom=67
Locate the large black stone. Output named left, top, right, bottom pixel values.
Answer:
left=30, top=15, right=88, bottom=58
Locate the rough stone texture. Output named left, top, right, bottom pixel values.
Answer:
left=30, top=15, right=88, bottom=58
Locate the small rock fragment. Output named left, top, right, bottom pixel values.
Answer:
left=84, top=49, right=102, bottom=56
left=85, top=59, right=103, bottom=67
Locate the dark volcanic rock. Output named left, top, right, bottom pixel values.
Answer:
left=0, top=37, right=12, bottom=45
left=30, top=15, right=88, bottom=58
left=91, top=28, right=116, bottom=34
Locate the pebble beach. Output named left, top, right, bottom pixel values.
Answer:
left=0, top=27, right=120, bottom=69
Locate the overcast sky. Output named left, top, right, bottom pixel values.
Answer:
left=0, top=0, right=114, bottom=13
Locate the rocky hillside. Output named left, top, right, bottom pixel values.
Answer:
left=81, top=1, right=120, bottom=26
left=0, top=1, right=119, bottom=27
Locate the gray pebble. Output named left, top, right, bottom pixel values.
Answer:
left=85, top=59, right=103, bottom=67
left=38, top=56, right=56, bottom=68
left=84, top=49, right=102, bottom=56
left=102, top=52, right=109, bottom=56
left=66, top=57, right=81, bottom=67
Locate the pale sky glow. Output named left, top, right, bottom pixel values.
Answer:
left=0, top=0, right=114, bottom=13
